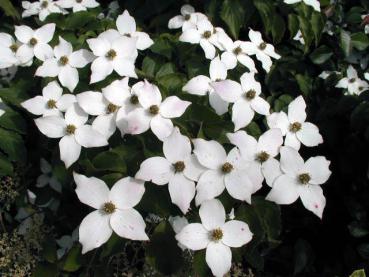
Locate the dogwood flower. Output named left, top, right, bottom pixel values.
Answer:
left=35, top=103, right=108, bottom=168
left=0, top=33, right=21, bottom=68
left=183, top=56, right=229, bottom=115
left=22, top=0, right=65, bottom=21
left=21, top=81, right=76, bottom=117
left=168, top=5, right=207, bottom=31
left=125, top=80, right=191, bottom=140
left=266, top=146, right=331, bottom=218
left=284, top=0, right=320, bottom=12
left=36, top=37, right=94, bottom=92
left=36, top=158, right=62, bottom=192
left=227, top=129, right=283, bottom=187
left=0, top=98, right=7, bottom=117
left=243, top=29, right=281, bottom=72
left=267, top=96, right=323, bottom=150
left=211, top=72, right=270, bottom=130
left=335, top=65, right=369, bottom=95
left=14, top=24, right=56, bottom=65
left=176, top=199, right=253, bottom=277
left=87, top=34, right=138, bottom=83
left=169, top=215, right=189, bottom=250
left=135, top=127, right=205, bottom=213
left=193, top=139, right=263, bottom=205
left=116, top=10, right=154, bottom=50
left=293, top=30, right=305, bottom=45
left=57, top=0, right=99, bottom=12
left=73, top=173, right=148, bottom=254
left=180, top=19, right=218, bottom=59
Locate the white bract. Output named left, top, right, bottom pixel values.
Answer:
left=211, top=72, right=270, bottom=130
left=35, top=103, right=108, bottom=168
left=182, top=56, right=229, bottom=115
left=135, top=127, right=205, bottom=214
left=14, top=23, right=56, bottom=65
left=267, top=96, right=323, bottom=150
left=0, top=98, right=7, bottom=117
left=169, top=215, right=189, bottom=250
left=36, top=158, right=62, bottom=192
left=193, top=138, right=263, bottom=205
left=87, top=32, right=138, bottom=83
left=57, top=0, right=99, bottom=12
left=243, top=29, right=281, bottom=72
left=0, top=33, right=22, bottom=68
left=116, top=10, right=154, bottom=50
left=335, top=65, right=369, bottom=96
left=125, top=80, right=191, bottom=141
left=73, top=173, right=148, bottom=254
left=227, top=129, right=283, bottom=187
left=176, top=199, right=253, bottom=277
left=22, top=0, right=65, bottom=21
left=180, top=19, right=218, bottom=60
left=21, top=81, right=76, bottom=117
left=266, top=146, right=331, bottom=218
left=168, top=5, right=202, bottom=31
left=36, top=37, right=94, bottom=92
left=293, top=30, right=305, bottom=45
left=284, top=0, right=320, bottom=12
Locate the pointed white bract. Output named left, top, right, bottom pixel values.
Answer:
left=135, top=127, right=205, bottom=213
left=125, top=80, right=191, bottom=141
left=193, top=138, right=262, bottom=205
left=57, top=0, right=100, bottom=12
left=335, top=65, right=369, bottom=96
left=284, top=0, right=321, bottom=12
left=220, top=39, right=257, bottom=72
left=22, top=0, right=66, bottom=21
left=21, top=81, right=76, bottom=117
left=35, top=103, right=108, bottom=168
left=168, top=5, right=206, bottom=31
left=35, top=37, right=94, bottom=92
left=267, top=96, right=323, bottom=150
left=266, top=146, right=331, bottom=218
left=73, top=172, right=148, bottom=254
left=176, top=199, right=253, bottom=277
left=0, top=33, right=23, bottom=69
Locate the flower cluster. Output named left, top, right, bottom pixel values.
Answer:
left=0, top=2, right=332, bottom=277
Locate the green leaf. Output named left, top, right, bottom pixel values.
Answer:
left=350, top=269, right=366, bottom=277
left=0, top=128, right=26, bottom=162
left=0, top=152, right=13, bottom=176
left=311, top=12, right=325, bottom=44
left=64, top=11, right=97, bottom=30
left=193, top=250, right=211, bottom=277
left=150, top=37, right=173, bottom=59
left=340, top=30, right=352, bottom=57
left=60, top=246, right=82, bottom=272
left=309, top=45, right=333, bottom=64
left=0, top=110, right=27, bottom=134
left=288, top=14, right=299, bottom=38
left=0, top=0, right=20, bottom=19
left=220, top=0, right=245, bottom=39
left=156, top=63, right=176, bottom=78
left=271, top=15, right=286, bottom=44
left=351, top=32, right=369, bottom=51
left=32, top=263, right=57, bottom=277
left=296, top=74, right=313, bottom=96
left=253, top=0, right=274, bottom=34
left=92, top=151, right=127, bottom=173
left=298, top=15, right=314, bottom=51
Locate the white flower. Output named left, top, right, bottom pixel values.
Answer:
left=35, top=103, right=108, bottom=168
left=0, top=98, right=7, bottom=117
left=183, top=56, right=229, bottom=115
left=116, top=10, right=154, bottom=50
left=57, top=0, right=99, bottom=12
left=14, top=23, right=56, bottom=65
left=267, top=96, right=323, bottom=150
left=219, top=38, right=257, bottom=72
left=193, top=139, right=263, bottom=205
left=318, top=70, right=339, bottom=79
left=180, top=19, right=218, bottom=59
left=243, top=29, right=281, bottom=72
left=135, top=127, right=205, bottom=214
left=36, top=37, right=94, bottom=92
left=211, top=72, right=270, bottom=130
left=266, top=146, right=331, bottom=218
left=284, top=0, right=320, bottom=12
left=73, top=173, right=148, bottom=254
left=36, top=158, right=62, bottom=192
left=0, top=33, right=21, bottom=68
left=293, top=30, right=305, bottom=45
left=168, top=5, right=204, bottom=31
left=21, top=81, right=76, bottom=117
left=227, top=129, right=283, bottom=187
left=335, top=65, right=369, bottom=95
left=125, top=80, right=191, bottom=141
left=22, top=0, right=65, bottom=21
left=176, top=199, right=253, bottom=277
left=87, top=32, right=138, bottom=83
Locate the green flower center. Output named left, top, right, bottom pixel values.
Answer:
left=107, top=103, right=118, bottom=113
left=59, top=56, right=69, bottom=66
left=233, top=46, right=242, bottom=55
left=47, top=99, right=57, bottom=109
left=256, top=151, right=269, bottom=163
left=174, top=161, right=185, bottom=173
left=210, top=228, right=223, bottom=242
left=259, top=42, right=267, bottom=50
left=66, top=124, right=76, bottom=135
left=202, top=31, right=212, bottom=39
left=76, top=0, right=83, bottom=3
left=149, top=105, right=159, bottom=115
left=298, top=173, right=311, bottom=185
left=349, top=78, right=356, bottom=83
left=221, top=162, right=233, bottom=174
left=41, top=1, right=48, bottom=8
left=245, top=89, right=256, bottom=100
left=124, top=33, right=131, bottom=37
left=184, top=14, right=191, bottom=21
left=102, top=201, right=116, bottom=214
left=29, top=38, right=38, bottom=46
left=10, top=44, right=18, bottom=53
left=289, top=122, right=302, bottom=133
left=106, top=49, right=117, bottom=60
left=130, top=95, right=139, bottom=105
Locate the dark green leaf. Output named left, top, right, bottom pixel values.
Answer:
left=220, top=0, right=245, bottom=39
